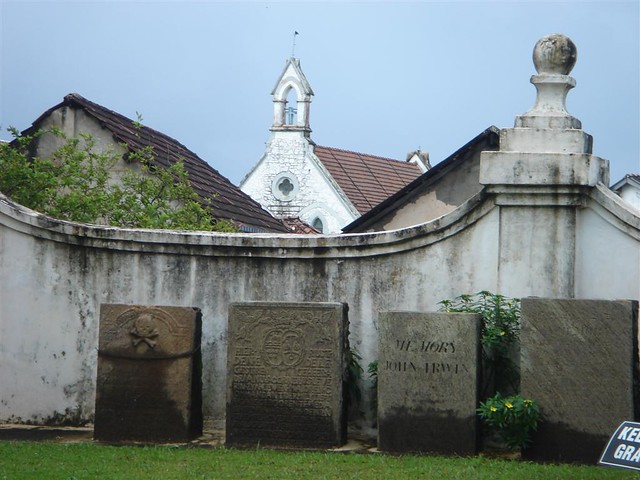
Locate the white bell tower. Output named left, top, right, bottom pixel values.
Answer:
left=271, top=57, right=314, bottom=137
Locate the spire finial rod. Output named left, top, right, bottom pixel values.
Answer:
left=291, top=31, right=299, bottom=57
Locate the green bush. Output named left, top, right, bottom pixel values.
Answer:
left=440, top=291, right=539, bottom=450
left=477, top=393, right=540, bottom=450
left=439, top=290, right=520, bottom=396
left=0, top=126, right=236, bottom=232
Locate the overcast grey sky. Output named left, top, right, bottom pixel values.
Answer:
left=1, top=1, right=638, bottom=185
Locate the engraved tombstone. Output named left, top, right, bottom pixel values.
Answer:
left=521, top=299, right=639, bottom=464
left=378, top=311, right=482, bottom=455
left=226, top=302, right=348, bottom=448
left=94, top=304, right=202, bottom=443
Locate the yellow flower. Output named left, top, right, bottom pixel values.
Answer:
left=490, top=406, right=497, bottom=412
left=505, top=402, right=513, bottom=409
left=499, top=331, right=506, bottom=336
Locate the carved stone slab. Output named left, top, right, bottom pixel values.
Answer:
left=378, top=312, right=482, bottom=455
left=226, top=302, right=348, bottom=448
left=94, top=304, right=202, bottom=443
left=521, top=299, right=639, bottom=463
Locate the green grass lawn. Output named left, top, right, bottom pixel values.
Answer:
left=1, top=442, right=638, bottom=480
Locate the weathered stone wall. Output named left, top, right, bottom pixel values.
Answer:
left=0, top=182, right=638, bottom=426
left=2, top=34, right=639, bottom=432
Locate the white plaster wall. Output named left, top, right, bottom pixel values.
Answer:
left=241, top=132, right=357, bottom=233
left=575, top=187, right=640, bottom=300
left=0, top=184, right=638, bottom=426
left=34, top=108, right=134, bottom=181
left=619, top=185, right=640, bottom=211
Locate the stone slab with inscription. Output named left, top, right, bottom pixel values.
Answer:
left=226, top=302, right=348, bottom=449
left=94, top=304, right=202, bottom=443
left=521, top=299, right=639, bottom=464
left=378, top=311, right=482, bottom=455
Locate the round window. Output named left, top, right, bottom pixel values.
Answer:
left=272, top=174, right=299, bottom=201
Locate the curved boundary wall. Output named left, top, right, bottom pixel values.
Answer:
left=1, top=181, right=638, bottom=426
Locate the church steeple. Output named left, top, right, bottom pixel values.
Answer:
left=271, top=57, right=314, bottom=136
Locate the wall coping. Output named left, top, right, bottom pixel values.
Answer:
left=2, top=185, right=638, bottom=258
left=0, top=191, right=496, bottom=259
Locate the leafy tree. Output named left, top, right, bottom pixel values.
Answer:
left=0, top=127, right=237, bottom=232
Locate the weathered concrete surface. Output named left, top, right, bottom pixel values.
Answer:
left=94, top=304, right=202, bottom=443
left=0, top=191, right=504, bottom=426
left=377, top=312, right=481, bottom=455
left=1, top=34, right=639, bottom=430
left=521, top=299, right=639, bottom=464
left=226, top=302, right=347, bottom=448
left=0, top=179, right=638, bottom=427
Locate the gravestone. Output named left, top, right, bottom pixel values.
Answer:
left=521, top=299, right=639, bottom=463
left=226, top=302, right=348, bottom=449
left=378, top=311, right=482, bottom=455
left=94, top=304, right=202, bottom=443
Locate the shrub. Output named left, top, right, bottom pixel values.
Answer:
left=439, top=290, right=520, bottom=396
left=477, top=393, right=540, bottom=450
left=0, top=126, right=237, bottom=232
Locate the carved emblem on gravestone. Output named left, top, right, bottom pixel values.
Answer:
left=95, top=304, right=203, bottom=443
left=130, top=313, right=160, bottom=349
left=226, top=302, right=348, bottom=449
left=262, top=327, right=305, bottom=368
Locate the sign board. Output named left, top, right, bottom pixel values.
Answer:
left=599, top=421, right=640, bottom=471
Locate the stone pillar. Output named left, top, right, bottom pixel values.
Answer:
left=273, top=100, right=286, bottom=128
left=480, top=34, right=609, bottom=298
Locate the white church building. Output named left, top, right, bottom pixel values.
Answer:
left=240, top=57, right=428, bottom=233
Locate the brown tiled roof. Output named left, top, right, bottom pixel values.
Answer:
left=314, top=145, right=423, bottom=214
left=343, top=126, right=500, bottom=233
left=26, top=93, right=288, bottom=233
left=281, top=217, right=320, bottom=234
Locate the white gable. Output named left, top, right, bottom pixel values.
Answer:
left=240, top=131, right=358, bottom=233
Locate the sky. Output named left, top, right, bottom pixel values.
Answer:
left=1, top=1, right=638, bottom=186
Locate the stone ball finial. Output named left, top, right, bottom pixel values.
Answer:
left=533, top=34, right=577, bottom=75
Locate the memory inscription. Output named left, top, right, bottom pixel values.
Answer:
left=386, top=339, right=469, bottom=374
left=226, top=302, right=348, bottom=449
left=378, top=312, right=481, bottom=455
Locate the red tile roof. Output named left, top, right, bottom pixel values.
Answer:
left=314, top=145, right=423, bottom=214
left=342, top=126, right=500, bottom=233
left=26, top=94, right=288, bottom=233
left=281, top=217, right=320, bottom=234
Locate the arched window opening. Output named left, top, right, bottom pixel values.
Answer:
left=285, top=87, right=298, bottom=125
left=312, top=217, right=324, bottom=233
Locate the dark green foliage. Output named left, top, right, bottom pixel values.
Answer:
left=367, top=359, right=378, bottom=413
left=346, top=348, right=364, bottom=417
left=440, top=291, right=539, bottom=450
left=439, top=290, right=521, bottom=396
left=0, top=127, right=237, bottom=232
left=477, top=393, right=540, bottom=450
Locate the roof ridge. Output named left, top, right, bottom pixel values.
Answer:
left=314, top=144, right=405, bottom=164
left=64, top=93, right=196, bottom=156
left=314, top=143, right=423, bottom=215
left=34, top=93, right=288, bottom=233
